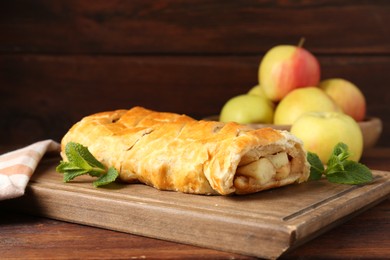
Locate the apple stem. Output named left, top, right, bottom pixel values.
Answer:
left=298, top=37, right=306, bottom=48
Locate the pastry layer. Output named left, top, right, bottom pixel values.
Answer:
left=60, top=106, right=310, bottom=195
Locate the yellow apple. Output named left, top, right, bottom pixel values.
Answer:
left=247, top=84, right=275, bottom=108
left=290, top=111, right=363, bottom=163
left=248, top=84, right=267, bottom=97
left=319, top=78, right=366, bottom=121
left=219, top=94, right=274, bottom=124
left=274, top=87, right=339, bottom=125
left=258, top=45, right=321, bottom=102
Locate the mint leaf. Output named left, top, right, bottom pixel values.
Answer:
left=72, top=142, right=105, bottom=169
left=56, top=161, right=81, bottom=172
left=63, top=169, right=90, bottom=182
left=57, top=142, right=118, bottom=187
left=326, top=160, right=373, bottom=185
left=64, top=142, right=93, bottom=170
left=307, top=142, right=373, bottom=185
left=326, top=142, right=351, bottom=174
left=307, top=151, right=324, bottom=180
left=93, top=167, right=119, bottom=187
left=332, top=142, right=350, bottom=158
left=65, top=142, right=104, bottom=170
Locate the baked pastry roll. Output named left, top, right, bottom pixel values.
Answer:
left=60, top=106, right=310, bottom=195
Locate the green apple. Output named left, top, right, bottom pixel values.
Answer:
left=219, top=94, right=274, bottom=124
left=258, top=45, right=321, bottom=102
left=248, top=84, right=275, bottom=108
left=248, top=84, right=266, bottom=97
left=274, top=87, right=339, bottom=125
left=319, top=78, right=366, bottom=121
left=290, top=111, right=363, bottom=163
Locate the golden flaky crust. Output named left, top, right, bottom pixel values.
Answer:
left=60, top=106, right=310, bottom=195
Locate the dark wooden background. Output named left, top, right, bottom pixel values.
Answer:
left=1, top=0, right=389, bottom=146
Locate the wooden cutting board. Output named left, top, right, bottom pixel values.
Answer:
left=8, top=155, right=390, bottom=259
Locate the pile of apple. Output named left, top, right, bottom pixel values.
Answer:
left=219, top=43, right=367, bottom=163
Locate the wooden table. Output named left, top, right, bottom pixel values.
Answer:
left=1, top=147, right=389, bottom=259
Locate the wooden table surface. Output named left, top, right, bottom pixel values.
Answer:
left=1, top=147, right=389, bottom=259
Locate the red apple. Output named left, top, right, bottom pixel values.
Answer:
left=319, top=78, right=366, bottom=121
left=258, top=45, right=321, bottom=101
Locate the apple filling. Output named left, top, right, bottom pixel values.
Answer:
left=234, top=152, right=291, bottom=189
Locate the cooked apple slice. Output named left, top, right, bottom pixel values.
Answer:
left=275, top=163, right=291, bottom=180
left=267, top=152, right=291, bottom=179
left=237, top=158, right=276, bottom=184
left=267, top=152, right=289, bottom=169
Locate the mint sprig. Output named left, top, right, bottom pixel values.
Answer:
left=56, top=142, right=119, bottom=187
left=307, top=142, right=373, bottom=185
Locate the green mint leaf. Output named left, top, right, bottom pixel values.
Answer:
left=307, top=151, right=324, bottom=180
left=326, top=142, right=351, bottom=174
left=332, top=142, right=350, bottom=158
left=63, top=169, right=90, bottom=182
left=307, top=142, right=373, bottom=186
left=65, top=142, right=104, bottom=170
left=57, top=142, right=118, bottom=187
left=326, top=160, right=373, bottom=185
left=93, top=167, right=119, bottom=187
left=56, top=161, right=81, bottom=173
left=88, top=168, right=106, bottom=177
left=74, top=143, right=105, bottom=169
left=56, top=161, right=89, bottom=182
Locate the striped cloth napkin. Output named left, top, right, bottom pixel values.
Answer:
left=0, top=139, right=60, bottom=200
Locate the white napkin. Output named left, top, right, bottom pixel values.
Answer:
left=0, top=140, right=60, bottom=200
